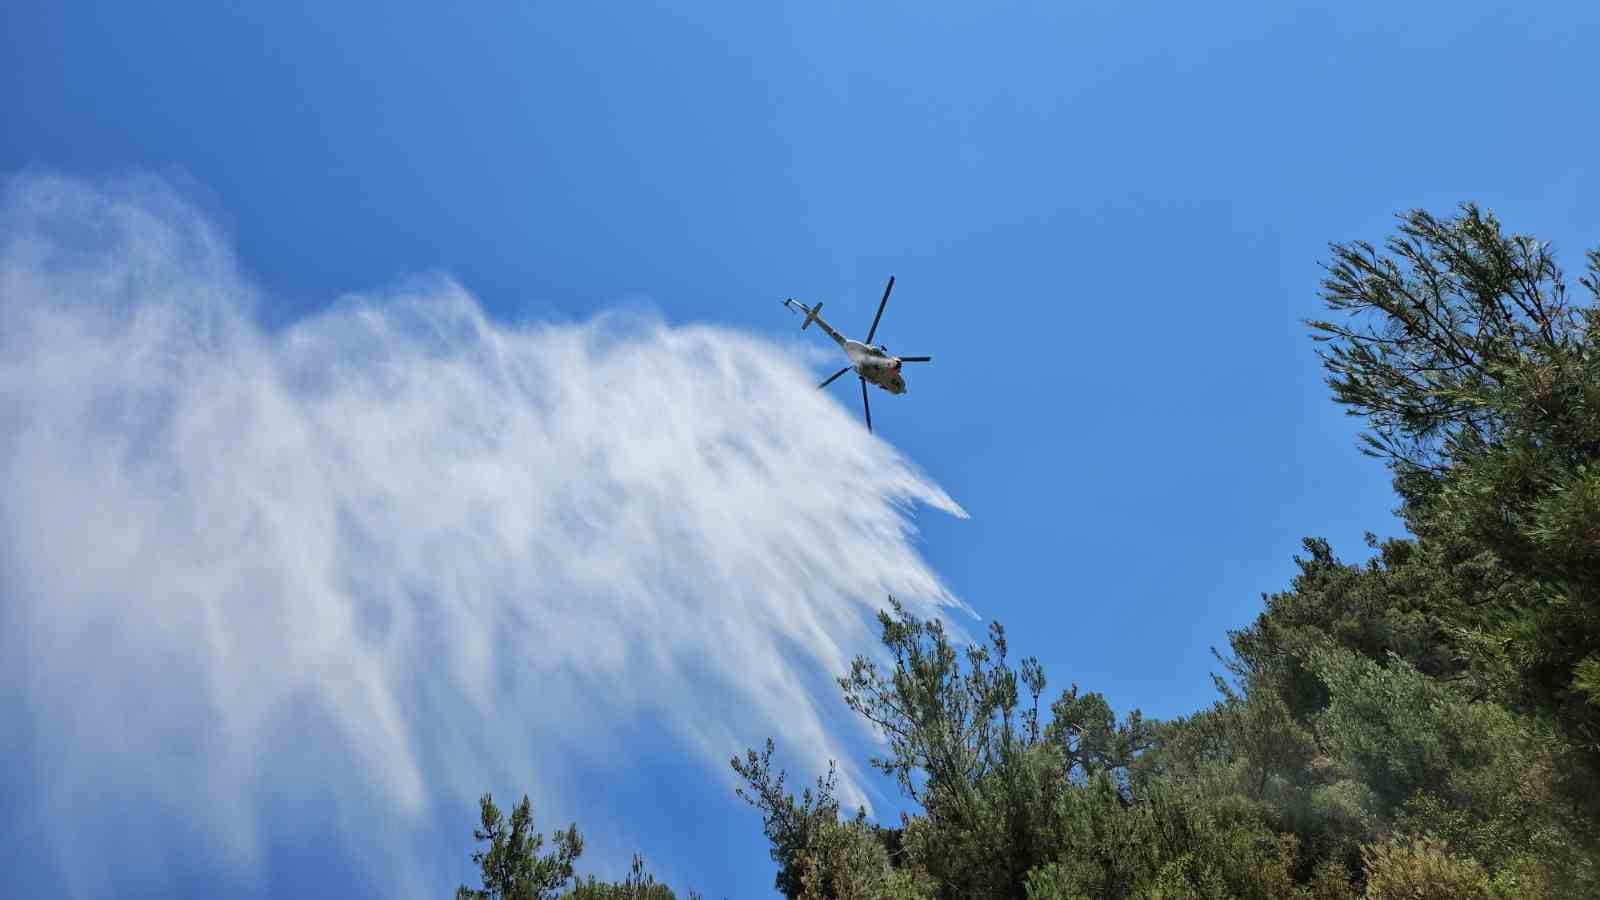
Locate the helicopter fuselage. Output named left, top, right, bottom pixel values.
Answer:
left=795, top=305, right=908, bottom=394
left=842, top=339, right=906, bottom=395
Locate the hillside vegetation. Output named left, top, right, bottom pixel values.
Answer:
left=457, top=204, right=1600, bottom=899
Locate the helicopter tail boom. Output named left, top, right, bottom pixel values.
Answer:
left=800, top=301, right=823, bottom=331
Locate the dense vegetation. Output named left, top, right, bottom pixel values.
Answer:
left=457, top=205, right=1600, bottom=899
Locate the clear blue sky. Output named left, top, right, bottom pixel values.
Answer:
left=4, top=1, right=1598, bottom=898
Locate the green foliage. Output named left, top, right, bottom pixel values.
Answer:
left=564, top=854, right=679, bottom=900
left=730, top=737, right=882, bottom=899
left=1309, top=203, right=1600, bottom=759
left=837, top=600, right=1051, bottom=805
left=457, top=793, right=584, bottom=900
left=794, top=817, right=935, bottom=900
left=1028, top=779, right=1307, bottom=900
left=1359, top=835, right=1498, bottom=900
left=1300, top=861, right=1360, bottom=900
left=1307, top=649, right=1454, bottom=814
left=1307, top=644, right=1595, bottom=886
left=732, top=527, right=1597, bottom=898
left=1047, top=684, right=1155, bottom=790
left=728, top=736, right=936, bottom=900
left=455, top=796, right=700, bottom=900
left=1309, top=203, right=1583, bottom=475
left=1573, top=654, right=1600, bottom=708
left=895, top=741, right=1070, bottom=899
left=836, top=600, right=1162, bottom=899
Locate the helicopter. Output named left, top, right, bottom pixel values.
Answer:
left=783, top=275, right=931, bottom=433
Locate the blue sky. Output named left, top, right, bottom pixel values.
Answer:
left=4, top=1, right=1598, bottom=898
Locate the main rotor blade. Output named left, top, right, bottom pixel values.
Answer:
left=864, top=275, right=895, bottom=344
left=860, top=377, right=872, bottom=433
left=818, top=366, right=851, bottom=389
left=897, top=356, right=932, bottom=362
